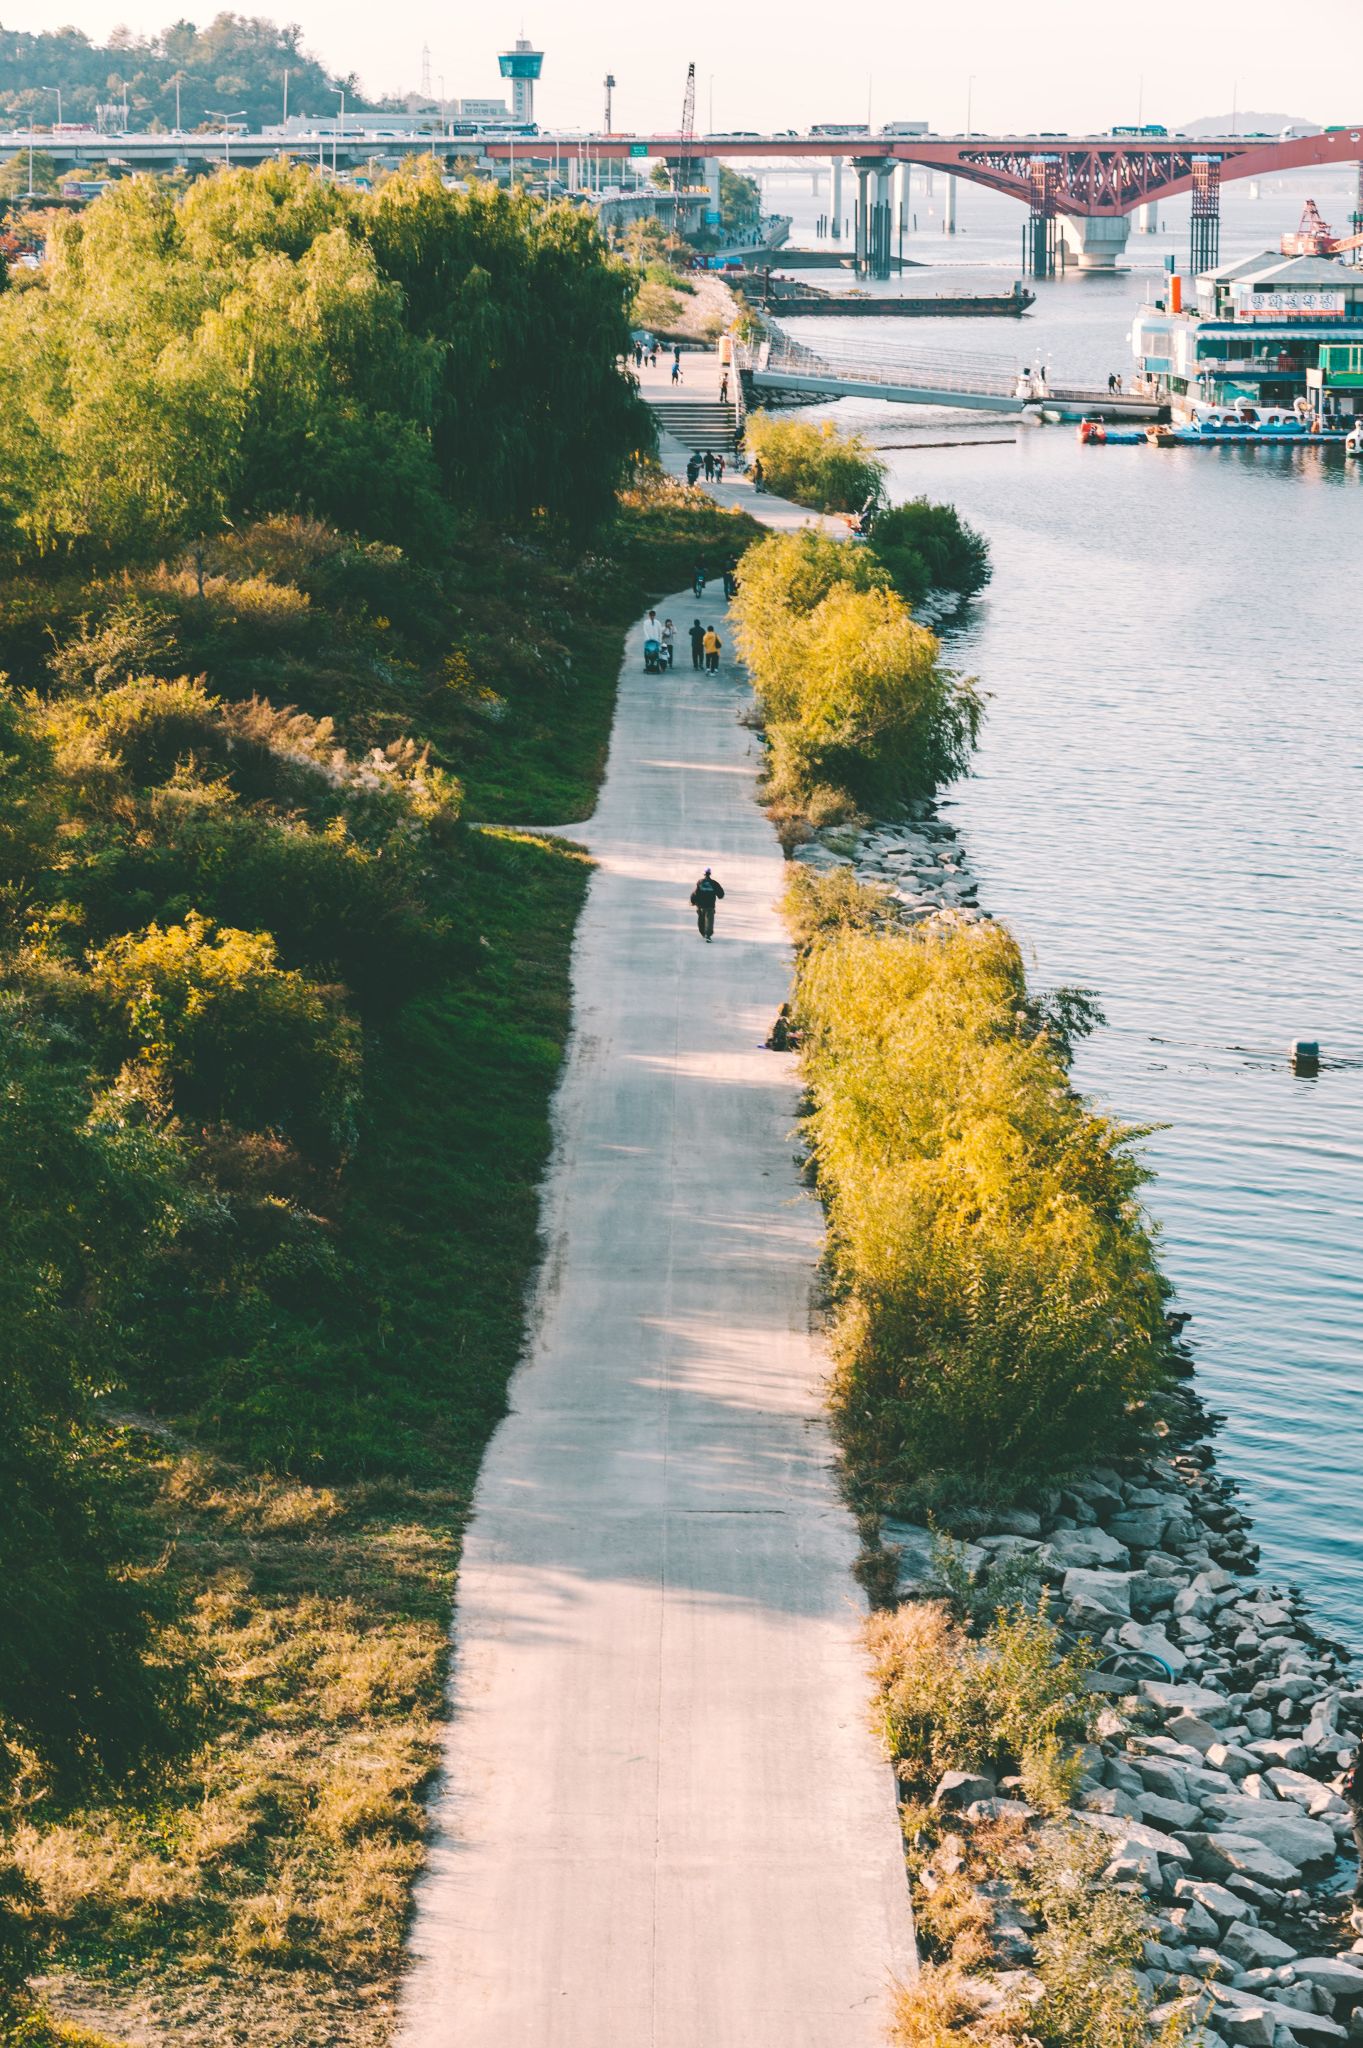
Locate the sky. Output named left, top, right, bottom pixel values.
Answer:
left=23, top=0, right=1360, bottom=135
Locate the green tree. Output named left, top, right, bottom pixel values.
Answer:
left=0, top=149, right=57, bottom=198
left=870, top=497, right=992, bottom=605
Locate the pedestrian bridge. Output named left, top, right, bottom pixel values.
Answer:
left=736, top=328, right=1030, bottom=413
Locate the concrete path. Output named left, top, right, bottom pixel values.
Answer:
left=396, top=411, right=909, bottom=2047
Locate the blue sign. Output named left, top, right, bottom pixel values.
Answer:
left=705, top=208, right=722, bottom=224
left=629, top=142, right=648, bottom=157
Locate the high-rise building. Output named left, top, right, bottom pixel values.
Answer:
left=497, top=37, right=544, bottom=125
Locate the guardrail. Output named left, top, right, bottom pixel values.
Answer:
left=734, top=320, right=1020, bottom=399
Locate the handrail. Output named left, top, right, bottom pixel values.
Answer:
left=733, top=314, right=1020, bottom=398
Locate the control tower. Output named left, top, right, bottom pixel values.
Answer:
left=497, top=37, right=543, bottom=125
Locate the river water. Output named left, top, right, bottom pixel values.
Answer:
left=765, top=170, right=1363, bottom=1641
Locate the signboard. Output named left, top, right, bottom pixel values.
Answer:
left=705, top=208, right=721, bottom=224
left=1234, top=288, right=1347, bottom=320
left=629, top=142, right=648, bottom=157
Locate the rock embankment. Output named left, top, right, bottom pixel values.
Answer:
left=794, top=804, right=1363, bottom=2048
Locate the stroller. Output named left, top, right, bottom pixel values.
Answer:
left=643, top=637, right=663, bottom=674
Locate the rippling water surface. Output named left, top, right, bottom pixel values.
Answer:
left=768, top=175, right=1363, bottom=1636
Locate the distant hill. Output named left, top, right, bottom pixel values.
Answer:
left=1178, top=112, right=1320, bottom=137
left=0, top=14, right=386, bottom=133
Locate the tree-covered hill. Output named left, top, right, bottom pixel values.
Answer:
left=0, top=14, right=377, bottom=133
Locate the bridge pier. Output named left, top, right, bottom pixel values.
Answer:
left=1056, top=212, right=1131, bottom=271
left=854, top=162, right=870, bottom=272
left=945, top=174, right=957, bottom=233
left=830, top=154, right=843, bottom=238
left=704, top=157, right=722, bottom=228
left=1136, top=200, right=1158, bottom=233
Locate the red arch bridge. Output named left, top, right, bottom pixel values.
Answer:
left=483, top=127, right=1363, bottom=279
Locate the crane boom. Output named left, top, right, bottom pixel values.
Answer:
left=674, top=60, right=697, bottom=193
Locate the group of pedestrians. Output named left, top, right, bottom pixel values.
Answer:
left=685, top=449, right=727, bottom=486
left=631, top=339, right=659, bottom=369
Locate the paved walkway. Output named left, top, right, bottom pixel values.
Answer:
left=396, top=406, right=908, bottom=2047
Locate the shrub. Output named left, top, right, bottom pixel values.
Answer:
left=1021, top=1826, right=1168, bottom=2048
left=633, top=278, right=684, bottom=330
left=742, top=412, right=886, bottom=513
left=91, top=911, right=361, bottom=1152
left=732, top=530, right=982, bottom=819
left=867, top=1599, right=1094, bottom=1791
left=870, top=498, right=992, bottom=606
left=890, top=1962, right=1012, bottom=2047
left=792, top=887, right=1169, bottom=1486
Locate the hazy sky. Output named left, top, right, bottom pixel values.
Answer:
left=25, top=0, right=1359, bottom=134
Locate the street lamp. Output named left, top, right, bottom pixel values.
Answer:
left=168, top=70, right=187, bottom=133
left=330, top=85, right=345, bottom=176
left=44, top=84, right=62, bottom=128
left=965, top=75, right=975, bottom=137
left=206, top=107, right=246, bottom=168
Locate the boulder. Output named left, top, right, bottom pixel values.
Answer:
left=1132, top=1754, right=1193, bottom=1803
left=1201, top=1796, right=1336, bottom=1868
left=1208, top=1984, right=1346, bottom=2043
left=1061, top=1566, right=1135, bottom=1617
left=1169, top=1711, right=1226, bottom=1754
left=1139, top=1680, right=1235, bottom=1726
left=1172, top=1877, right=1251, bottom=1926
left=1119, top=1620, right=1189, bottom=1675
left=1109, top=1506, right=1170, bottom=1551
left=1223, top=1922, right=1299, bottom=1969
left=1266, top=1768, right=1347, bottom=1818
left=1195, top=1833, right=1304, bottom=1886
left=932, top=1769, right=997, bottom=1811
left=989, top=1505, right=1043, bottom=1537
left=1290, top=1959, right=1363, bottom=2006
left=1143, top=1793, right=1203, bottom=1832
left=1038, top=1526, right=1132, bottom=1572
left=1077, top=1810, right=1194, bottom=1864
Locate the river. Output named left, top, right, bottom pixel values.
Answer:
left=765, top=169, right=1363, bottom=1642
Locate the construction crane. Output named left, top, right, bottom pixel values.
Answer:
left=1280, top=198, right=1363, bottom=258
left=674, top=60, right=697, bottom=193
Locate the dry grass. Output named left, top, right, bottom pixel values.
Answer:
left=890, top=1963, right=1018, bottom=2048
left=19, top=1446, right=460, bottom=2047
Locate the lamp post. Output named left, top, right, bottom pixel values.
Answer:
left=206, top=108, right=245, bottom=168
left=965, top=75, right=975, bottom=136
left=44, top=84, right=62, bottom=128
left=168, top=70, right=187, bottom=132
left=330, top=85, right=345, bottom=175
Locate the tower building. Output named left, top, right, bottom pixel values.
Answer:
left=497, top=37, right=544, bottom=125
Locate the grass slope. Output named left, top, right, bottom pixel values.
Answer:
left=13, top=481, right=757, bottom=2048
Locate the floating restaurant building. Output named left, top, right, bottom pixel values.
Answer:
left=1131, top=253, right=1363, bottom=414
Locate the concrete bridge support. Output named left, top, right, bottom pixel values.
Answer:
left=945, top=174, right=958, bottom=233
left=854, top=162, right=870, bottom=272
left=896, top=161, right=912, bottom=234
left=1057, top=212, right=1131, bottom=271
left=871, top=162, right=894, bottom=279
left=830, top=154, right=843, bottom=237
left=704, top=158, right=722, bottom=226
left=1137, top=200, right=1158, bottom=233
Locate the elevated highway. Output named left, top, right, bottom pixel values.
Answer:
left=7, top=121, right=1361, bottom=277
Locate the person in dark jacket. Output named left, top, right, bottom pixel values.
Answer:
left=688, top=619, right=706, bottom=670
left=689, top=868, right=725, bottom=941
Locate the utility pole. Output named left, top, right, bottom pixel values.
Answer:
left=331, top=84, right=345, bottom=176
left=282, top=68, right=289, bottom=125
left=604, top=73, right=615, bottom=135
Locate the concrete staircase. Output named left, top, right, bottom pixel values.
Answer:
left=644, top=396, right=739, bottom=453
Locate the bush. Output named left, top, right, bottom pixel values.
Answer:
left=91, top=912, right=361, bottom=1152
left=870, top=498, right=992, bottom=606
left=743, top=412, right=886, bottom=513
left=732, top=530, right=982, bottom=819
left=790, top=882, right=1170, bottom=1486
left=867, top=1600, right=1093, bottom=1792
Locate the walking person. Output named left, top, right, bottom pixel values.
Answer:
left=703, top=625, right=722, bottom=674
left=715, top=452, right=725, bottom=481
left=660, top=617, right=676, bottom=669
left=689, top=867, right=725, bottom=942
left=703, top=450, right=715, bottom=481
left=688, top=618, right=706, bottom=670
left=719, top=369, right=730, bottom=402
left=751, top=456, right=765, bottom=491
left=692, top=559, right=707, bottom=598
left=671, top=357, right=683, bottom=386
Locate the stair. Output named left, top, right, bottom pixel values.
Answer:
left=645, top=397, right=739, bottom=453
